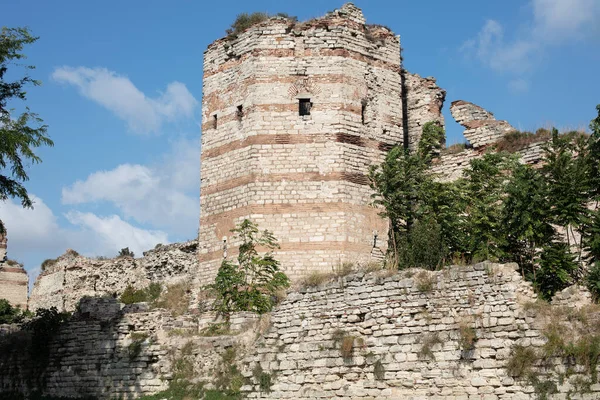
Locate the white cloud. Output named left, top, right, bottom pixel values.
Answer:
left=61, top=137, right=199, bottom=236
left=532, top=0, right=600, bottom=40
left=52, top=66, right=198, bottom=134
left=0, top=196, right=169, bottom=284
left=462, top=0, right=600, bottom=79
left=0, top=195, right=66, bottom=254
left=65, top=211, right=169, bottom=257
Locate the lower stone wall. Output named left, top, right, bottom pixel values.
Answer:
left=240, top=263, right=600, bottom=399
left=2, top=263, right=599, bottom=399
left=0, top=298, right=262, bottom=399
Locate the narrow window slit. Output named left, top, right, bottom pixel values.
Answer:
left=299, top=98, right=312, bottom=116
left=236, top=105, right=243, bottom=121
left=361, top=103, right=366, bottom=125
left=213, top=114, right=218, bottom=129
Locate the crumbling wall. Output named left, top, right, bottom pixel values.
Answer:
left=433, top=101, right=547, bottom=181
left=450, top=100, right=515, bottom=148
left=404, top=73, right=446, bottom=150
left=29, top=240, right=198, bottom=312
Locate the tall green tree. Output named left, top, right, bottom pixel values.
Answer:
left=0, top=27, right=53, bottom=234
left=502, top=164, right=554, bottom=279
left=462, top=152, right=516, bottom=262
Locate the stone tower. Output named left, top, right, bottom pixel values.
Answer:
left=197, top=4, right=444, bottom=283
left=0, top=229, right=29, bottom=309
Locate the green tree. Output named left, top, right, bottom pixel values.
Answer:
left=462, top=152, right=516, bottom=262
left=419, top=178, right=469, bottom=260
left=418, top=121, right=445, bottom=164
left=536, top=242, right=578, bottom=301
left=542, top=129, right=591, bottom=269
left=118, top=247, right=135, bottom=258
left=0, top=298, right=22, bottom=324
left=502, top=164, right=554, bottom=279
left=0, top=27, right=53, bottom=234
left=208, top=219, right=290, bottom=314
left=369, top=146, right=428, bottom=242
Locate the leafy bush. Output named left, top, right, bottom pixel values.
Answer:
left=536, top=242, right=578, bottom=301
left=207, top=219, right=290, bottom=314
left=506, top=344, right=538, bottom=378
left=119, top=282, right=162, bottom=305
left=40, top=258, right=57, bottom=271
left=397, top=218, right=446, bottom=270
left=24, top=307, right=70, bottom=362
left=214, top=347, right=245, bottom=396
left=0, top=299, right=27, bottom=324
left=252, top=364, right=274, bottom=392
left=418, top=121, right=445, bottom=163
left=117, top=247, right=134, bottom=258
left=495, top=128, right=552, bottom=153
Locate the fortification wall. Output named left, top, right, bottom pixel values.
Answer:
left=29, top=240, right=198, bottom=312
left=3, top=263, right=598, bottom=399
left=0, top=297, right=263, bottom=399
left=241, top=263, right=599, bottom=399
left=197, top=4, right=408, bottom=285
left=0, top=231, right=29, bottom=309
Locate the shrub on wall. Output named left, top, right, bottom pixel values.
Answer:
left=207, top=219, right=290, bottom=315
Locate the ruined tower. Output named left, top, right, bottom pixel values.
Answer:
left=197, top=4, right=444, bottom=283
left=0, top=229, right=29, bottom=309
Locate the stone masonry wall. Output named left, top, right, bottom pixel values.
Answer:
left=0, top=231, right=29, bottom=309
left=450, top=100, right=515, bottom=149
left=405, top=73, right=446, bottom=150
left=0, top=297, right=263, bottom=399
left=0, top=262, right=28, bottom=310
left=241, top=263, right=600, bottom=399
left=433, top=101, right=547, bottom=182
left=29, top=240, right=198, bottom=312
left=2, top=263, right=599, bottom=399
left=197, top=3, right=405, bottom=286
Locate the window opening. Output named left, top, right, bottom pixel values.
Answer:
left=236, top=105, right=243, bottom=121
left=213, top=114, right=218, bottom=129
left=299, top=98, right=312, bottom=116
left=361, top=101, right=367, bottom=125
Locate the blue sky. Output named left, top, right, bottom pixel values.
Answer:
left=1, top=0, right=599, bottom=284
